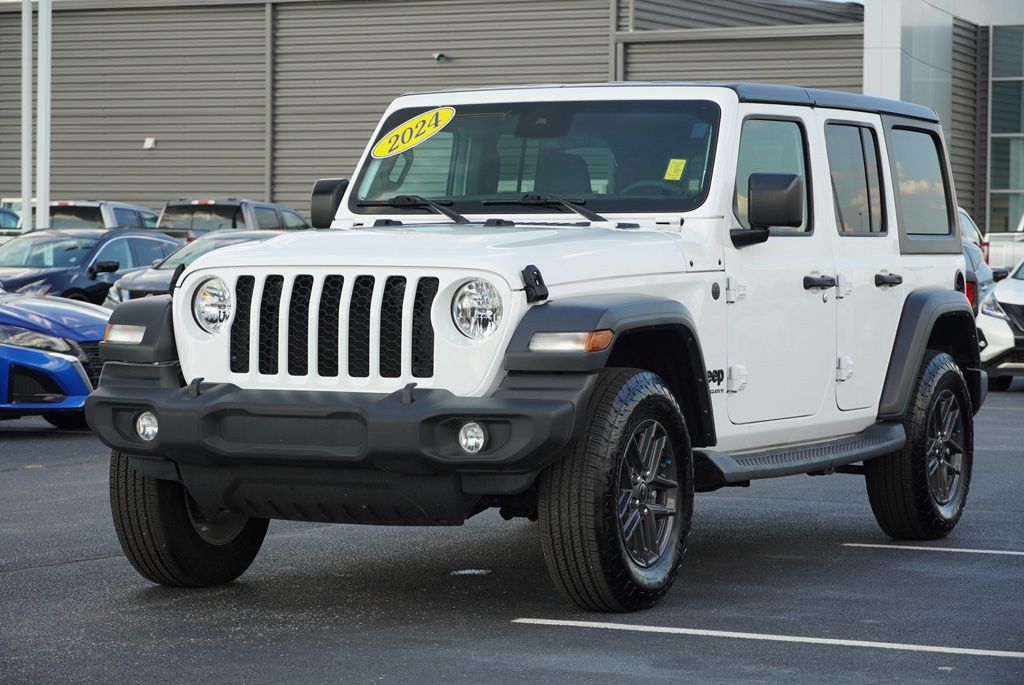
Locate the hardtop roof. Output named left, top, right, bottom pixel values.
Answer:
left=399, top=82, right=939, bottom=123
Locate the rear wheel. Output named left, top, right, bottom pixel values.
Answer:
left=865, top=351, right=972, bottom=539
left=43, top=412, right=89, bottom=431
left=988, top=375, right=1013, bottom=392
left=109, top=450, right=268, bottom=586
left=538, top=368, right=693, bottom=612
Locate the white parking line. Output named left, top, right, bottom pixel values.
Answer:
left=511, top=618, right=1024, bottom=659
left=843, top=543, right=1024, bottom=556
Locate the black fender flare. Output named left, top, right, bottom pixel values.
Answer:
left=100, top=295, right=178, bottom=364
left=878, top=287, right=984, bottom=419
left=504, top=294, right=715, bottom=445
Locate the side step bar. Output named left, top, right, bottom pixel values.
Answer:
left=693, top=422, right=905, bottom=490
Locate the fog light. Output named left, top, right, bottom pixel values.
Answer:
left=136, top=411, right=158, bottom=442
left=458, top=421, right=486, bottom=454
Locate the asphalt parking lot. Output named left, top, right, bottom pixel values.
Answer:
left=2, top=387, right=1022, bottom=684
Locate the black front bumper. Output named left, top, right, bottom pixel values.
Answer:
left=85, top=363, right=595, bottom=525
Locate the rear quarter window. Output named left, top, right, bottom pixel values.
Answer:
left=890, top=128, right=951, bottom=236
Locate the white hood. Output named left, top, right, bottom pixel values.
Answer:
left=189, top=223, right=688, bottom=290
left=994, top=275, right=1024, bottom=305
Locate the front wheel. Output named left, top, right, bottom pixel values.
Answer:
left=43, top=412, right=89, bottom=431
left=110, top=450, right=268, bottom=586
left=865, top=351, right=973, bottom=539
left=538, top=368, right=693, bottom=612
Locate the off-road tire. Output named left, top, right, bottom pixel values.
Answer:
left=865, top=351, right=973, bottom=540
left=110, top=450, right=269, bottom=586
left=988, top=375, right=1013, bottom=392
left=43, top=412, right=89, bottom=431
left=538, top=368, right=693, bottom=612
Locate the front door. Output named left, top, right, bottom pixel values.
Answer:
left=726, top=107, right=836, bottom=424
left=817, top=111, right=908, bottom=410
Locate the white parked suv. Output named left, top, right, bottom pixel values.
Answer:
left=977, top=259, right=1024, bottom=391
left=87, top=83, right=984, bottom=612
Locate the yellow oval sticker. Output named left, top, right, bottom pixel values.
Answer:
left=371, top=107, right=456, bottom=159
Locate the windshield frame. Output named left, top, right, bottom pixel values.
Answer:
left=349, top=99, right=722, bottom=218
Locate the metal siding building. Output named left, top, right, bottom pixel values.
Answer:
left=0, top=0, right=995, bottom=221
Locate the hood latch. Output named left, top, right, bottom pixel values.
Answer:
left=522, top=265, right=548, bottom=304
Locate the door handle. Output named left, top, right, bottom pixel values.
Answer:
left=874, top=272, right=903, bottom=287
left=803, top=274, right=837, bottom=290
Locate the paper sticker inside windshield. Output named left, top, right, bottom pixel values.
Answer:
left=664, top=158, right=687, bottom=181
left=371, top=107, right=456, bottom=159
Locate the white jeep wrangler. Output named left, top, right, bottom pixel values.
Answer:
left=87, top=83, right=985, bottom=612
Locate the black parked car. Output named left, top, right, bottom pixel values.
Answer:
left=105, top=230, right=284, bottom=307
left=0, top=229, right=180, bottom=305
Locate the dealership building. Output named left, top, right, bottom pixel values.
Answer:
left=2, top=0, right=1024, bottom=230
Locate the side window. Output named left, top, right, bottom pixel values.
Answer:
left=735, top=119, right=809, bottom=232
left=141, top=211, right=158, bottom=228
left=92, top=239, right=133, bottom=270
left=113, top=207, right=141, bottom=227
left=281, top=210, right=307, bottom=230
left=890, top=128, right=951, bottom=236
left=161, top=241, right=178, bottom=257
left=824, top=124, right=885, bottom=234
left=255, top=207, right=281, bottom=229
left=131, top=238, right=167, bottom=266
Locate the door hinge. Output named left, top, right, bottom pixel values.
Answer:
left=727, top=364, right=748, bottom=393
left=836, top=356, right=855, bottom=382
left=725, top=275, right=747, bottom=303
left=836, top=273, right=853, bottom=299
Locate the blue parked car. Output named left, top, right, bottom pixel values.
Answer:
left=0, top=228, right=180, bottom=305
left=0, top=285, right=109, bottom=429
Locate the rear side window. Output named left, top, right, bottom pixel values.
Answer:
left=255, top=207, right=281, bottom=229
left=113, top=207, right=142, bottom=227
left=281, top=210, right=307, bottom=229
left=141, top=211, right=158, bottom=229
left=131, top=238, right=168, bottom=266
left=824, top=124, right=885, bottom=234
left=890, top=129, right=951, bottom=236
left=735, top=119, right=809, bottom=233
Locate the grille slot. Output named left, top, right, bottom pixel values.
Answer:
left=258, top=275, right=284, bottom=375
left=231, top=276, right=255, bottom=373
left=412, top=277, right=439, bottom=378
left=379, top=277, right=407, bottom=378
left=348, top=276, right=375, bottom=378
left=317, top=275, right=344, bottom=376
left=1002, top=302, right=1024, bottom=333
left=287, top=275, right=314, bottom=376
left=230, top=271, right=438, bottom=382
left=77, top=341, right=103, bottom=387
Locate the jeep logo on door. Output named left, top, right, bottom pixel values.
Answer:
left=707, top=369, right=725, bottom=386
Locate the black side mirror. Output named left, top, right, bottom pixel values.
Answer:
left=993, top=268, right=1009, bottom=282
left=91, top=260, right=120, bottom=275
left=310, top=178, right=349, bottom=229
left=732, top=173, right=804, bottom=248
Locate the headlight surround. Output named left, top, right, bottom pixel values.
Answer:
left=191, top=277, right=232, bottom=334
left=981, top=292, right=1009, bottom=320
left=0, top=323, right=73, bottom=353
left=451, top=279, right=503, bottom=340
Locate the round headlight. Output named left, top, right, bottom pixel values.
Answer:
left=452, top=279, right=503, bottom=340
left=192, top=277, right=232, bottom=334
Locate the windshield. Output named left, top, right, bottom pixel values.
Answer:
left=0, top=234, right=97, bottom=268
left=352, top=100, right=720, bottom=216
left=158, top=205, right=245, bottom=230
left=158, top=236, right=255, bottom=270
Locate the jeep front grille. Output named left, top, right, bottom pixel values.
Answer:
left=230, top=273, right=439, bottom=380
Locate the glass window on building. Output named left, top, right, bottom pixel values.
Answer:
left=991, top=26, right=1024, bottom=232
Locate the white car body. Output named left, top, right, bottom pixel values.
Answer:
left=977, top=259, right=1024, bottom=379
left=178, top=84, right=962, bottom=453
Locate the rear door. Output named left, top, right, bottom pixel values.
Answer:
left=818, top=111, right=905, bottom=411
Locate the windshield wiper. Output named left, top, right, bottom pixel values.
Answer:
left=356, top=195, right=470, bottom=224
left=481, top=193, right=607, bottom=223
